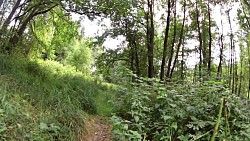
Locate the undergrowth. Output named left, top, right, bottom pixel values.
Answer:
left=111, top=78, right=250, bottom=141
left=0, top=54, right=115, bottom=140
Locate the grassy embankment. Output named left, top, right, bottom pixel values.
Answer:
left=0, top=54, right=115, bottom=140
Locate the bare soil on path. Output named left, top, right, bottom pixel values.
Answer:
left=79, top=116, right=112, bottom=141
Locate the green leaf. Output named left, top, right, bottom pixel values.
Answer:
left=187, top=106, right=194, bottom=111
left=163, top=115, right=173, bottom=121
left=191, top=116, right=197, bottom=121
left=124, top=124, right=128, bottom=130
left=155, top=104, right=160, bottom=109
left=172, top=122, right=177, bottom=130
left=178, top=135, right=189, bottom=141
left=39, top=122, right=48, bottom=130
left=170, top=104, right=177, bottom=108
left=0, top=127, right=7, bottom=133
left=134, top=116, right=139, bottom=123
left=130, top=130, right=141, bottom=139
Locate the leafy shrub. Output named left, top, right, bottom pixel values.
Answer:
left=111, top=79, right=250, bottom=141
left=65, top=38, right=93, bottom=74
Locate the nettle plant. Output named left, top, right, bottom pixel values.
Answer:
left=111, top=79, right=250, bottom=141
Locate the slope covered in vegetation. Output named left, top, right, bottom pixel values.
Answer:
left=0, top=54, right=114, bottom=140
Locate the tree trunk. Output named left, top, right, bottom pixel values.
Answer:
left=1, top=0, right=22, bottom=30
left=160, top=0, right=171, bottom=81
left=217, top=35, right=224, bottom=78
left=133, top=38, right=140, bottom=77
left=130, top=42, right=135, bottom=75
left=170, top=0, right=186, bottom=80
left=248, top=38, right=250, bottom=99
left=227, top=9, right=234, bottom=93
left=231, top=44, right=235, bottom=94
left=193, top=65, right=197, bottom=84
left=8, top=7, right=37, bottom=49
left=166, top=0, right=177, bottom=81
left=234, top=57, right=238, bottom=94
left=238, top=56, right=243, bottom=96
left=7, top=4, right=57, bottom=51
left=207, top=0, right=212, bottom=76
left=147, top=0, right=154, bottom=78
left=181, top=43, right=185, bottom=80
left=196, top=0, right=203, bottom=81
left=129, top=36, right=140, bottom=78
left=217, top=6, right=224, bottom=79
left=238, top=38, right=245, bottom=96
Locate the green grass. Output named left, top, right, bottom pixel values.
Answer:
left=0, top=54, right=116, bottom=140
left=94, top=89, right=115, bottom=116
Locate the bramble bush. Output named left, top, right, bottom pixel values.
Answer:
left=111, top=78, right=250, bottom=141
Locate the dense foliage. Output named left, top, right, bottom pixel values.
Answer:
left=112, top=79, right=250, bottom=140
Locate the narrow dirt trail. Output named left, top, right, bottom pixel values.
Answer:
left=79, top=116, right=112, bottom=141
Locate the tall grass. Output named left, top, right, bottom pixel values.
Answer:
left=0, top=54, right=115, bottom=140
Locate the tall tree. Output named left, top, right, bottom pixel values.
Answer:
left=160, top=0, right=171, bottom=81
left=146, top=0, right=155, bottom=78
left=217, top=5, right=224, bottom=78
left=226, top=8, right=235, bottom=93
left=1, top=0, right=116, bottom=53
left=170, top=0, right=187, bottom=80
left=196, top=0, right=203, bottom=80
left=207, top=0, right=212, bottom=76
left=166, top=0, right=177, bottom=80
left=8, top=3, right=58, bottom=51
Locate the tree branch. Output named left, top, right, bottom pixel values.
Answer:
left=33, top=5, right=57, bottom=17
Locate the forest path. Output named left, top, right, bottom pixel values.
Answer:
left=79, top=116, right=112, bottom=141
